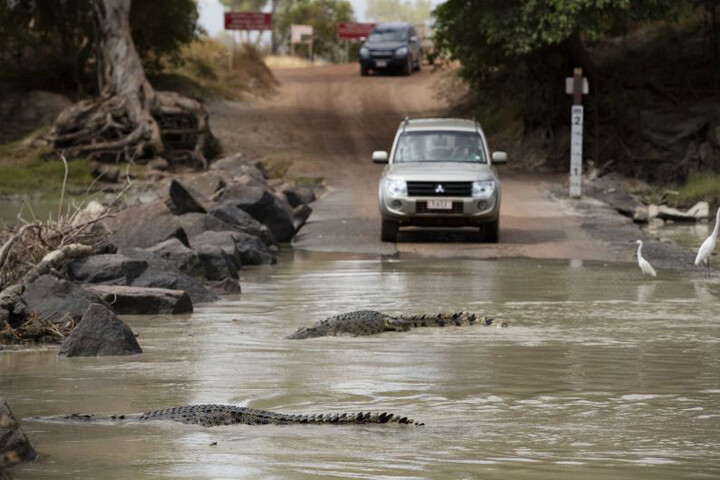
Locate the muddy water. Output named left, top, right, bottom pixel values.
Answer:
left=2, top=251, right=720, bottom=479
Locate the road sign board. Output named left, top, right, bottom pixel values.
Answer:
left=291, top=24, right=313, bottom=44
left=337, top=22, right=375, bottom=40
left=224, top=12, right=272, bottom=31
left=570, top=105, right=583, bottom=198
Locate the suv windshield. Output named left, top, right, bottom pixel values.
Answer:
left=393, top=131, right=487, bottom=163
left=368, top=29, right=407, bottom=43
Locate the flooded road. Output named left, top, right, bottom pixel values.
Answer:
left=3, top=251, right=720, bottom=479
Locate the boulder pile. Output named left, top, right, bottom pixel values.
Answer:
left=0, top=153, right=319, bottom=350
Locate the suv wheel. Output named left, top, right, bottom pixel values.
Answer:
left=401, top=57, right=411, bottom=76
left=381, top=220, right=399, bottom=242
left=480, top=219, right=499, bottom=243
left=361, top=65, right=369, bottom=76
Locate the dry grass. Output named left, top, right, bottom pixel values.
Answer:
left=151, top=38, right=278, bottom=101
left=264, top=55, right=330, bottom=69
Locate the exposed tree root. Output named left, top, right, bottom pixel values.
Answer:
left=48, top=91, right=218, bottom=169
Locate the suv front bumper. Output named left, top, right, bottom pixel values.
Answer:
left=360, top=56, right=407, bottom=70
left=379, top=193, right=500, bottom=226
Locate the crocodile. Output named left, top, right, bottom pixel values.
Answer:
left=286, top=310, right=507, bottom=339
left=37, top=404, right=422, bottom=427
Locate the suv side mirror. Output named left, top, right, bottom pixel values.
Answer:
left=491, top=151, right=508, bottom=164
left=372, top=151, right=389, bottom=164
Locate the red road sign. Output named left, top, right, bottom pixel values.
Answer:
left=337, top=22, right=375, bottom=40
left=224, top=12, right=272, bottom=31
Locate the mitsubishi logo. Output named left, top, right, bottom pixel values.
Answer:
left=435, top=184, right=445, bottom=194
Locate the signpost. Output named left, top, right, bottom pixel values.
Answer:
left=224, top=12, right=272, bottom=31
left=290, top=24, right=313, bottom=59
left=337, top=22, right=375, bottom=40
left=566, top=68, right=588, bottom=198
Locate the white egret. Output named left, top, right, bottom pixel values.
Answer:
left=635, top=240, right=657, bottom=277
left=695, top=206, right=720, bottom=277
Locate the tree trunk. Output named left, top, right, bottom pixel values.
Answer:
left=48, top=0, right=218, bottom=169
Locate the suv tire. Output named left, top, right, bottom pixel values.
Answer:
left=381, top=219, right=399, bottom=242
left=480, top=219, right=499, bottom=243
left=361, top=65, right=369, bottom=76
left=401, top=57, right=411, bottom=76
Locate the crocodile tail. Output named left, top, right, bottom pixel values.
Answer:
left=287, top=411, right=423, bottom=426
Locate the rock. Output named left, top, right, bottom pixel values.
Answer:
left=107, top=201, right=189, bottom=250
left=218, top=186, right=295, bottom=242
left=210, top=153, right=247, bottom=173
left=182, top=172, right=227, bottom=200
left=292, top=204, right=313, bottom=230
left=686, top=201, right=710, bottom=220
left=209, top=278, right=242, bottom=295
left=20, top=275, right=110, bottom=324
left=196, top=245, right=239, bottom=281
left=165, top=179, right=212, bottom=215
left=282, top=184, right=316, bottom=207
left=654, top=203, right=709, bottom=223
left=89, top=161, right=120, bottom=183
left=0, top=399, right=38, bottom=468
left=0, top=308, right=8, bottom=329
left=85, top=285, right=193, bottom=315
left=232, top=172, right=267, bottom=188
left=58, top=304, right=142, bottom=357
left=209, top=205, right=277, bottom=246
left=148, top=157, right=169, bottom=171
left=72, top=200, right=106, bottom=227
left=145, top=238, right=203, bottom=276
left=191, top=230, right=277, bottom=266
left=67, top=254, right=148, bottom=284
left=122, top=249, right=217, bottom=304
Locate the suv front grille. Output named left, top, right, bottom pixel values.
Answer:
left=407, top=181, right=472, bottom=197
left=416, top=201, right=464, bottom=214
left=371, top=50, right=393, bottom=58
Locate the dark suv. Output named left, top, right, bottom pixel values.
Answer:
left=359, top=23, right=422, bottom=76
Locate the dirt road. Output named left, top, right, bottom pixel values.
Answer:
left=209, top=64, right=632, bottom=261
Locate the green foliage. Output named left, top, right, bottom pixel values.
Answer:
left=433, top=0, right=681, bottom=128
left=0, top=143, right=92, bottom=195
left=0, top=0, right=200, bottom=93
left=276, top=0, right=354, bottom=58
left=365, top=0, right=431, bottom=24
left=676, top=172, right=720, bottom=206
left=219, top=0, right=269, bottom=11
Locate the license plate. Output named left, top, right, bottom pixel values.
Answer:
left=427, top=199, right=452, bottom=210
left=375, top=60, right=387, bottom=68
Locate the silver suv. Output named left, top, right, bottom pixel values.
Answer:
left=373, top=118, right=507, bottom=242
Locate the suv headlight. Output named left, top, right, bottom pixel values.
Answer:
left=360, top=47, right=369, bottom=57
left=472, top=180, right=496, bottom=198
left=395, top=46, right=408, bottom=57
left=384, top=178, right=407, bottom=197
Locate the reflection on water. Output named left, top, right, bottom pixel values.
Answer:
left=2, top=251, right=720, bottom=479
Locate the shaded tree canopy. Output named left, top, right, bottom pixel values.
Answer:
left=276, top=0, right=354, bottom=57
left=0, top=0, right=200, bottom=94
left=219, top=0, right=270, bottom=11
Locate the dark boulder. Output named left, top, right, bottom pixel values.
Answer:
left=196, top=245, right=240, bottom=281
left=67, top=254, right=148, bottom=284
left=218, top=186, right=295, bottom=242
left=282, top=184, right=316, bottom=207
left=177, top=212, right=232, bottom=239
left=107, top=201, right=189, bottom=250
left=58, top=303, right=142, bottom=357
left=20, top=275, right=110, bottom=324
left=209, top=278, right=242, bottom=295
left=182, top=172, right=227, bottom=199
left=85, top=285, right=193, bottom=315
left=293, top=204, right=313, bottom=231
left=165, top=179, right=212, bottom=215
left=145, top=238, right=203, bottom=277
left=209, top=204, right=277, bottom=246
left=122, top=249, right=217, bottom=304
left=190, top=230, right=277, bottom=266
left=0, top=399, right=38, bottom=468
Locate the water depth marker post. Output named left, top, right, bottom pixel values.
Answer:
left=566, top=68, right=588, bottom=198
